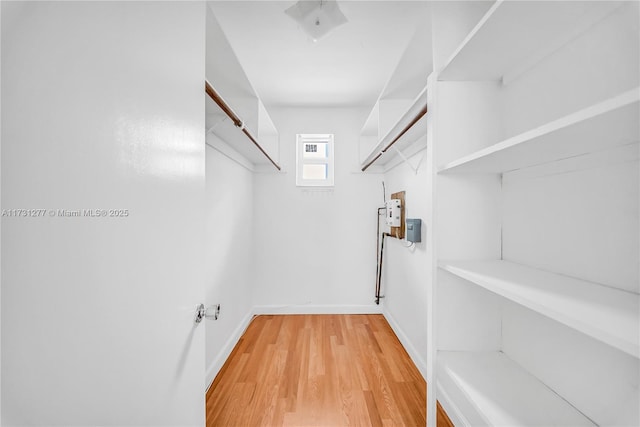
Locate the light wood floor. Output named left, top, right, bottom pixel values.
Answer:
left=206, top=314, right=427, bottom=426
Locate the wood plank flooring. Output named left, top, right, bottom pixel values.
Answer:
left=206, top=314, right=426, bottom=426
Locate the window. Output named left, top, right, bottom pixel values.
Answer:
left=296, top=134, right=334, bottom=186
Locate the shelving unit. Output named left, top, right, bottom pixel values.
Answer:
left=439, top=260, right=639, bottom=358
left=359, top=22, right=432, bottom=172
left=437, top=352, right=596, bottom=426
left=429, top=1, right=640, bottom=426
left=205, top=5, right=280, bottom=171
left=438, top=88, right=639, bottom=174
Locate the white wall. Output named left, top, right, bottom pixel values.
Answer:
left=251, top=107, right=382, bottom=312
left=0, top=2, right=3, bottom=421
left=381, top=151, right=430, bottom=375
left=503, top=151, right=639, bottom=293
left=205, top=139, right=254, bottom=388
left=1, top=2, right=206, bottom=425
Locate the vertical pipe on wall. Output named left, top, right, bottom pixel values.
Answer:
left=0, top=2, right=3, bottom=420
left=376, top=232, right=386, bottom=305
left=375, top=207, right=386, bottom=304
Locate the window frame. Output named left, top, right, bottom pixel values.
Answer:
left=295, top=133, right=335, bottom=187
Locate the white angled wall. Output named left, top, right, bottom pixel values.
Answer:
left=0, top=2, right=3, bottom=421
left=205, top=139, right=255, bottom=387
left=251, top=107, right=382, bottom=312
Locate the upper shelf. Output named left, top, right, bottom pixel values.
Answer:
left=360, top=86, right=428, bottom=172
left=359, top=21, right=432, bottom=172
left=439, top=1, right=623, bottom=81
left=438, top=88, right=639, bottom=173
left=439, top=259, right=640, bottom=358
left=205, top=82, right=280, bottom=171
left=205, top=6, right=280, bottom=171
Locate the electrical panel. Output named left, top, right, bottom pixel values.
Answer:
left=406, top=218, right=422, bottom=243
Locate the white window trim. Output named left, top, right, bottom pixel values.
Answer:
left=296, top=134, right=334, bottom=187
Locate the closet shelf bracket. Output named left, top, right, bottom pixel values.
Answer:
left=206, top=116, right=228, bottom=135
left=361, top=103, right=428, bottom=172
left=392, top=146, right=426, bottom=175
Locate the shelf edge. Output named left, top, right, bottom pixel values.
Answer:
left=438, top=260, right=640, bottom=358
left=437, top=87, right=640, bottom=173
left=437, top=0, right=504, bottom=81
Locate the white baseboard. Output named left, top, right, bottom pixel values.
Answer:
left=437, top=380, right=470, bottom=427
left=382, top=306, right=427, bottom=380
left=252, top=304, right=383, bottom=315
left=205, top=309, right=254, bottom=392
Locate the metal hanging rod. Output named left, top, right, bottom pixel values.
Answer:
left=361, top=104, right=428, bottom=172
left=205, top=80, right=281, bottom=171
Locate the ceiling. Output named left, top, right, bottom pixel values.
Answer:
left=208, top=1, right=431, bottom=108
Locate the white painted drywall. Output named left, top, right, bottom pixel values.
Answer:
left=251, top=107, right=382, bottom=312
left=205, top=139, right=254, bottom=388
left=381, top=151, right=430, bottom=374
left=1, top=2, right=205, bottom=425
left=0, top=2, right=3, bottom=422
left=503, top=154, right=639, bottom=293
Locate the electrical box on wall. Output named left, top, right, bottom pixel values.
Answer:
left=385, top=199, right=401, bottom=227
left=388, top=191, right=405, bottom=239
left=406, top=218, right=422, bottom=243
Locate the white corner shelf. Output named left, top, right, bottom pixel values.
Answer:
left=438, top=88, right=640, bottom=174
left=438, top=260, right=640, bottom=358
left=437, top=351, right=596, bottom=426
left=438, top=0, right=622, bottom=81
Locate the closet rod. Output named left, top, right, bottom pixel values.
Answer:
left=361, top=104, right=428, bottom=172
left=205, top=80, right=281, bottom=171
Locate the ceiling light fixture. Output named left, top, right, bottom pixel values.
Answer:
left=285, top=0, right=348, bottom=42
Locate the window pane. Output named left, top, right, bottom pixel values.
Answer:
left=303, top=142, right=328, bottom=159
left=302, top=164, right=327, bottom=180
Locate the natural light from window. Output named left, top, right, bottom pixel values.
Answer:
left=296, top=134, right=334, bottom=186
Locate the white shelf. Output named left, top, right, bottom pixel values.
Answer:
left=439, top=260, right=640, bottom=358
left=205, top=97, right=279, bottom=169
left=360, top=85, right=428, bottom=171
left=359, top=20, right=431, bottom=172
left=438, top=88, right=640, bottom=173
left=205, top=7, right=279, bottom=170
left=437, top=351, right=595, bottom=426
left=439, top=1, right=622, bottom=81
